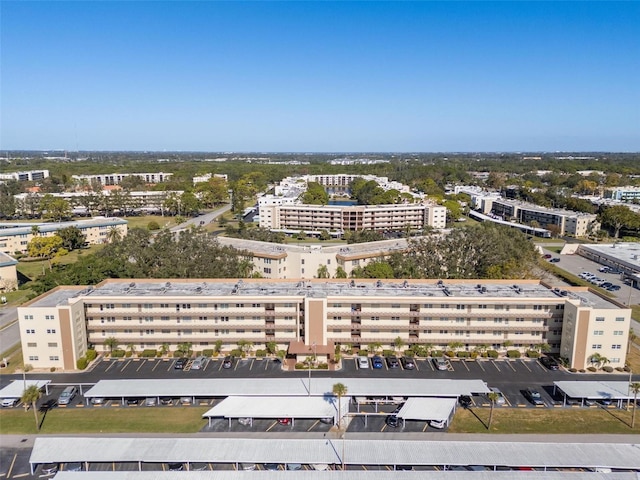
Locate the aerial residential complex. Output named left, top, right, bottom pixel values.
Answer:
left=0, top=169, right=50, bottom=182
left=258, top=174, right=446, bottom=234
left=0, top=217, right=128, bottom=255
left=604, top=186, right=640, bottom=202
left=18, top=278, right=630, bottom=371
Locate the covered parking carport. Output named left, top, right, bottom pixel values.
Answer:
left=202, top=395, right=340, bottom=428
left=29, top=437, right=640, bottom=474
left=394, top=397, right=457, bottom=428
left=0, top=379, right=50, bottom=400
left=554, top=381, right=635, bottom=408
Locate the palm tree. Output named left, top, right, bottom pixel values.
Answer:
left=630, top=382, right=640, bottom=428
left=487, top=392, right=499, bottom=430
left=21, top=384, right=42, bottom=430
left=333, top=382, right=348, bottom=430
left=30, top=225, right=40, bottom=237
left=104, top=337, right=118, bottom=354
left=126, top=343, right=136, bottom=357
left=393, top=336, right=405, bottom=353
left=106, top=226, right=122, bottom=244
left=159, top=343, right=170, bottom=357
left=628, top=328, right=637, bottom=356
left=368, top=342, right=383, bottom=355
left=590, top=353, right=609, bottom=369
left=448, top=341, right=464, bottom=355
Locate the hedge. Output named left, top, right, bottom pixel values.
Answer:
left=487, top=350, right=499, bottom=358
left=602, top=366, right=614, bottom=373
left=85, top=349, right=97, bottom=361
left=202, top=349, right=214, bottom=357
left=255, top=349, right=266, bottom=358
left=76, top=357, right=88, bottom=370
left=382, top=350, right=394, bottom=357
left=456, top=351, right=471, bottom=358
left=141, top=349, right=157, bottom=358
left=229, top=349, right=243, bottom=357
left=587, top=366, right=597, bottom=372
left=125, top=351, right=132, bottom=357
left=526, top=350, right=540, bottom=358
left=112, top=349, right=126, bottom=358
left=506, top=350, right=521, bottom=358
left=431, top=350, right=444, bottom=357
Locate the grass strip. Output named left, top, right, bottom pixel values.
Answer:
left=0, top=406, right=209, bottom=434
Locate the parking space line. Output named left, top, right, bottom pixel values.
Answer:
left=491, top=360, right=501, bottom=372
left=461, top=361, right=469, bottom=372
left=113, top=462, right=116, bottom=471
left=265, top=360, right=269, bottom=370
left=505, top=361, right=516, bottom=372
left=426, top=359, right=435, bottom=371
left=152, top=360, right=162, bottom=372
left=520, top=360, right=532, bottom=372
left=307, top=420, right=320, bottom=431
left=167, top=360, right=174, bottom=371
left=266, top=421, right=277, bottom=432
left=477, top=360, right=485, bottom=372
left=136, top=360, right=146, bottom=372
left=249, top=359, right=255, bottom=370
left=422, top=422, right=429, bottom=432
left=120, top=360, right=131, bottom=372
left=13, top=474, right=29, bottom=478
left=414, top=361, right=419, bottom=371
left=6, top=453, right=17, bottom=478
left=105, top=360, right=117, bottom=373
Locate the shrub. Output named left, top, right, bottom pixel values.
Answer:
left=579, top=369, right=586, bottom=373
left=112, top=349, right=126, bottom=358
left=487, top=350, right=499, bottom=358
left=147, top=220, right=161, bottom=230
left=526, top=350, right=540, bottom=358
left=623, top=366, right=631, bottom=372
left=470, top=351, right=479, bottom=359
left=85, top=349, right=97, bottom=361
left=202, top=349, right=214, bottom=357
left=382, top=350, right=394, bottom=357
left=173, top=350, right=184, bottom=358
left=587, top=366, right=597, bottom=372
left=506, top=350, right=521, bottom=358
left=125, top=351, right=132, bottom=358
left=141, top=349, right=157, bottom=358
left=295, top=362, right=306, bottom=369
left=431, top=350, right=443, bottom=357
left=569, top=368, right=578, bottom=373
left=255, top=349, right=266, bottom=358
left=359, top=349, right=369, bottom=356
left=456, top=351, right=470, bottom=358
left=76, top=357, right=88, bottom=370
left=317, top=363, right=329, bottom=370
left=230, top=349, right=242, bottom=357
left=602, top=366, right=614, bottom=373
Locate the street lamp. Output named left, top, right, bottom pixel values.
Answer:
left=308, top=342, right=316, bottom=396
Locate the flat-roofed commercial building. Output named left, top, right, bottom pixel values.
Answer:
left=18, top=279, right=630, bottom=371
left=490, top=199, right=599, bottom=237
left=0, top=217, right=128, bottom=255
left=604, top=186, right=640, bottom=202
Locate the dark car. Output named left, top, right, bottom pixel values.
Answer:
left=222, top=355, right=235, bottom=369
left=41, top=463, right=59, bottom=475
left=458, top=395, right=472, bottom=408
left=385, top=414, right=400, bottom=428
left=263, top=463, right=281, bottom=471
left=540, top=356, right=560, bottom=370
left=386, top=355, right=400, bottom=369
left=401, top=357, right=415, bottom=370
left=160, top=397, right=173, bottom=405
left=549, top=258, right=560, bottom=263
left=126, top=398, right=139, bottom=406
left=174, top=357, right=188, bottom=369
left=524, top=388, right=544, bottom=406
left=40, top=399, right=57, bottom=411
left=372, top=356, right=384, bottom=369
left=167, top=463, right=184, bottom=471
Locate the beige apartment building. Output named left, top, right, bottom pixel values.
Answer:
left=259, top=202, right=447, bottom=235
left=0, top=252, right=18, bottom=292
left=18, top=278, right=630, bottom=371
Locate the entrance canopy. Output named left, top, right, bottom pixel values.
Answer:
left=203, top=396, right=337, bottom=420
left=397, top=398, right=457, bottom=422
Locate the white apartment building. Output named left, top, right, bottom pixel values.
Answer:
left=71, top=172, right=173, bottom=186
left=192, top=173, right=228, bottom=184
left=490, top=198, right=599, bottom=237
left=216, top=237, right=408, bottom=279
left=0, top=218, right=128, bottom=255
left=604, top=186, right=640, bottom=202
left=0, top=169, right=49, bottom=182
left=18, top=278, right=630, bottom=371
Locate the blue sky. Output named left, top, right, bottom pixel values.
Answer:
left=1, top=1, right=638, bottom=152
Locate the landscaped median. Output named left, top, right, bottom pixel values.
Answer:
left=1, top=404, right=639, bottom=435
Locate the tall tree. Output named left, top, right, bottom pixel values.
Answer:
left=332, top=382, right=348, bottom=430
left=630, top=382, right=640, bottom=428
left=21, top=384, right=42, bottom=430
left=487, top=391, right=499, bottom=430
left=57, top=226, right=86, bottom=251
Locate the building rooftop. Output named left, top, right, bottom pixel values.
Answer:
left=579, top=242, right=640, bottom=271
left=493, top=198, right=597, bottom=218
left=0, top=251, right=18, bottom=267
left=0, top=217, right=127, bottom=236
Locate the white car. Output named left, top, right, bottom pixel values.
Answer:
left=1, top=397, right=18, bottom=407
left=430, top=419, right=447, bottom=429
left=488, top=387, right=506, bottom=405
left=357, top=356, right=369, bottom=369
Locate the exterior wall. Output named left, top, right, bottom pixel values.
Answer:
left=0, top=170, right=49, bottom=182
left=71, top=173, right=173, bottom=186
left=18, top=279, right=631, bottom=371
left=0, top=258, right=18, bottom=292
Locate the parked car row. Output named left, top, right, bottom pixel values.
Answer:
left=579, top=272, right=621, bottom=291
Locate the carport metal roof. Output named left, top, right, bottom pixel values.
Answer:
left=83, top=378, right=489, bottom=398
left=50, top=472, right=640, bottom=479
left=554, top=381, right=635, bottom=400
left=29, top=437, right=640, bottom=470
left=202, top=396, right=336, bottom=419
left=0, top=379, right=50, bottom=398
left=397, top=398, right=457, bottom=422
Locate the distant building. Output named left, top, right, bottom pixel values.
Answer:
left=0, top=170, right=49, bottom=183
left=604, top=186, right=640, bottom=202
left=192, top=173, right=228, bottom=184
left=0, top=217, right=128, bottom=255
left=489, top=198, right=599, bottom=237
left=0, top=252, right=18, bottom=292
left=71, top=172, right=173, bottom=186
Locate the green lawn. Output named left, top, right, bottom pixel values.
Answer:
left=0, top=406, right=209, bottom=434
left=449, top=406, right=640, bottom=434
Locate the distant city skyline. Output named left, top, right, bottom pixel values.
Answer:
left=1, top=1, right=638, bottom=152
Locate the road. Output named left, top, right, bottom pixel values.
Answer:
left=0, top=306, right=19, bottom=357
left=169, top=204, right=232, bottom=233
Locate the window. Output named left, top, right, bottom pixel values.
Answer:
left=48, top=342, right=58, bottom=348
left=45, top=315, right=55, bottom=320
left=595, top=317, right=605, bottom=322
left=610, top=358, right=620, bottom=363
left=24, top=315, right=33, bottom=320
left=391, top=304, right=401, bottom=309
left=593, top=330, right=604, bottom=336
left=49, top=356, right=59, bottom=361
left=614, top=330, right=624, bottom=336
left=391, top=316, right=400, bottom=321
left=26, top=329, right=35, bottom=334
left=456, top=304, right=465, bottom=310
left=615, top=317, right=625, bottom=322
left=27, top=342, right=37, bottom=348
left=28, top=356, right=39, bottom=361
left=159, top=303, right=169, bottom=308
left=370, top=316, right=379, bottom=321
left=592, top=344, right=602, bottom=349
left=612, top=344, right=622, bottom=350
